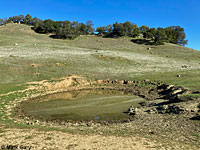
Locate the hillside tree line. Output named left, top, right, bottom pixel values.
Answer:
left=96, top=22, right=188, bottom=46
left=0, top=14, right=94, bottom=39
left=0, top=14, right=188, bottom=45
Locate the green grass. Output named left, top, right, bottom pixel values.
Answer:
left=132, top=70, right=200, bottom=91
left=0, top=23, right=200, bottom=138
left=178, top=94, right=200, bottom=101
left=45, top=137, right=52, bottom=140
left=0, top=23, right=199, bottom=121
left=0, top=129, right=6, bottom=133
left=0, top=24, right=199, bottom=84
left=0, top=83, right=27, bottom=95
left=192, top=133, right=200, bottom=139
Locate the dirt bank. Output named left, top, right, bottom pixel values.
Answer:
left=1, top=75, right=200, bottom=150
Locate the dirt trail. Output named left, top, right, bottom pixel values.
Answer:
left=0, top=127, right=156, bottom=150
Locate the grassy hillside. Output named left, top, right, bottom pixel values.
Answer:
left=0, top=23, right=200, bottom=91
left=0, top=23, right=200, bottom=92
left=0, top=23, right=200, bottom=150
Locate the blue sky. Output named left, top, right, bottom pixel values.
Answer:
left=0, top=0, right=199, bottom=50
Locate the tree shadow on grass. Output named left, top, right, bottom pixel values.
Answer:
left=49, top=35, right=62, bottom=39
left=153, top=99, right=181, bottom=106
left=190, top=115, right=200, bottom=120
left=131, top=39, right=155, bottom=45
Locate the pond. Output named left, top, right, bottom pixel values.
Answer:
left=21, top=89, right=145, bottom=123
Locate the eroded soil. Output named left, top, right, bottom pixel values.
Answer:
left=1, top=75, right=200, bottom=150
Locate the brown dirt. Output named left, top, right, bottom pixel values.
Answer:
left=0, top=127, right=156, bottom=150
left=26, top=75, right=90, bottom=91
left=2, top=76, right=200, bottom=150
left=30, top=63, right=41, bottom=68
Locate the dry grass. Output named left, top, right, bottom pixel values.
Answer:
left=0, top=24, right=200, bottom=150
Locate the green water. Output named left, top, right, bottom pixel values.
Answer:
left=21, top=89, right=145, bottom=122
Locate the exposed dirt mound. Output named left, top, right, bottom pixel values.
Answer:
left=44, top=75, right=89, bottom=90
left=27, top=75, right=90, bottom=91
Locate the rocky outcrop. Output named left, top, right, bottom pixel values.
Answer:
left=124, top=106, right=137, bottom=116
left=156, top=105, right=184, bottom=114
left=14, top=43, right=18, bottom=46
left=157, top=84, right=187, bottom=101
left=191, top=104, right=200, bottom=120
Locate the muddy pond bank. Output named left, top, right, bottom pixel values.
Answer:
left=12, top=76, right=198, bottom=126
left=3, top=76, right=199, bottom=149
